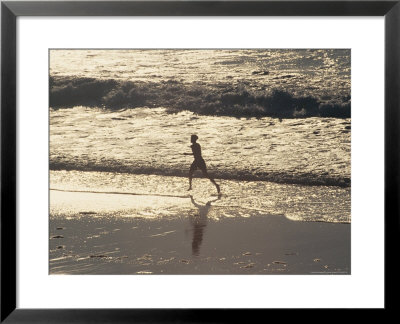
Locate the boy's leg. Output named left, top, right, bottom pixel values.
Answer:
left=202, top=169, right=220, bottom=193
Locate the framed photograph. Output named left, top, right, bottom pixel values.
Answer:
left=1, top=0, right=398, bottom=321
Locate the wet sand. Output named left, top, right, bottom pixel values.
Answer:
left=49, top=190, right=350, bottom=275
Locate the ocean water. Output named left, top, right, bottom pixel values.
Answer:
left=50, top=49, right=350, bottom=108
left=50, top=49, right=351, bottom=224
left=50, top=49, right=350, bottom=117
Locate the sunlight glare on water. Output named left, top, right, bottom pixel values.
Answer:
left=50, top=49, right=351, bottom=224
left=50, top=107, right=350, bottom=187
left=50, top=49, right=350, bottom=102
left=50, top=171, right=350, bottom=223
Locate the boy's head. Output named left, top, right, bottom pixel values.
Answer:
left=191, top=134, right=198, bottom=143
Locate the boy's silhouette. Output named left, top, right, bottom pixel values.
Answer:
left=184, top=135, right=220, bottom=194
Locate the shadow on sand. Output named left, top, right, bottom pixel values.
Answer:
left=189, top=195, right=221, bottom=256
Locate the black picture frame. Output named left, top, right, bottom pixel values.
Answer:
left=1, top=0, right=398, bottom=321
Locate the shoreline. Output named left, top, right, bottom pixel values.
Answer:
left=49, top=165, right=351, bottom=188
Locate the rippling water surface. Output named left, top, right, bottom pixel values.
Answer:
left=50, top=107, right=350, bottom=187
left=50, top=49, right=350, bottom=102
left=50, top=49, right=351, bottom=223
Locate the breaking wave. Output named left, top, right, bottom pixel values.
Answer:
left=50, top=76, right=351, bottom=118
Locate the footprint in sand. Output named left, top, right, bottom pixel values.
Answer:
left=51, top=235, right=64, bottom=239
left=234, top=262, right=246, bottom=265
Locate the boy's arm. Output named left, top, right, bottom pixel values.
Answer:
left=184, top=146, right=193, bottom=155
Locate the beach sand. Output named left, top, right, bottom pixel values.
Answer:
left=49, top=189, right=350, bottom=275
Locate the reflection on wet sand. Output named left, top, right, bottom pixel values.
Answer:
left=189, top=195, right=221, bottom=256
